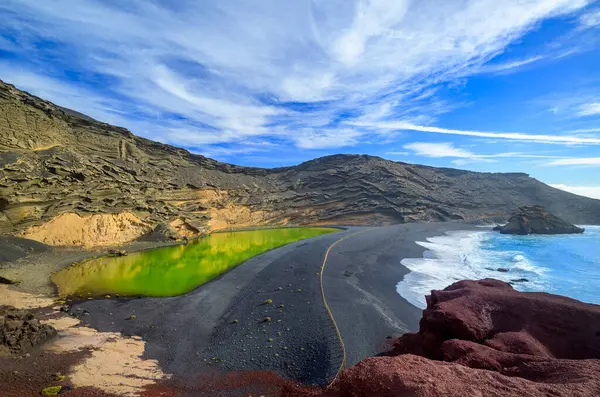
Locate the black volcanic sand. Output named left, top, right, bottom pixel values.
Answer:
left=323, top=223, right=480, bottom=366
left=67, top=223, right=481, bottom=392
left=0, top=236, right=48, bottom=264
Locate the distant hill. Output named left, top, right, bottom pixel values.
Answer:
left=1, top=79, right=598, bottom=245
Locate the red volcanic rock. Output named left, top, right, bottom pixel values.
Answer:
left=393, top=279, right=600, bottom=363
left=330, top=355, right=600, bottom=397
left=323, top=279, right=600, bottom=397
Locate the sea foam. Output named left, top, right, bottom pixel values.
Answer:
left=396, top=230, right=549, bottom=308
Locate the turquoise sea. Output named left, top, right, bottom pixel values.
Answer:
left=397, top=226, right=600, bottom=308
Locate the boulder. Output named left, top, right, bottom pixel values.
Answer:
left=107, top=249, right=127, bottom=257
left=321, top=280, right=600, bottom=397
left=510, top=278, right=529, bottom=283
left=495, top=205, right=584, bottom=235
left=0, top=306, right=57, bottom=355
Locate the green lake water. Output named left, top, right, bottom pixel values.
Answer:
left=52, top=227, right=338, bottom=298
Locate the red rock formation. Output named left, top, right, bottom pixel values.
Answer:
left=324, top=279, right=600, bottom=397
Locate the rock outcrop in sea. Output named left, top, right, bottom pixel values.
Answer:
left=495, top=205, right=585, bottom=235
left=315, top=279, right=600, bottom=397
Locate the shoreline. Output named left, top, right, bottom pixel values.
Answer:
left=321, top=222, right=481, bottom=367
left=1, top=222, right=481, bottom=395
left=396, top=228, right=493, bottom=309
left=0, top=238, right=187, bottom=297
left=1, top=226, right=347, bottom=297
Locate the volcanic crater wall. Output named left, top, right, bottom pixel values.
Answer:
left=1, top=79, right=600, bottom=247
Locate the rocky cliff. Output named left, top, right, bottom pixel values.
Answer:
left=1, top=79, right=599, bottom=247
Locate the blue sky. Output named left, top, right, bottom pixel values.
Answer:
left=1, top=0, right=600, bottom=199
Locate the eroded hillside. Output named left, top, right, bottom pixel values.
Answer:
left=1, top=79, right=599, bottom=247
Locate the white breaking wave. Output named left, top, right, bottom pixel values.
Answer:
left=396, top=230, right=548, bottom=308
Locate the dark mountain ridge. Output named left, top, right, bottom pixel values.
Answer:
left=1, top=79, right=598, bottom=246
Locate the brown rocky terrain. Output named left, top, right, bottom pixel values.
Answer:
left=2, top=79, right=600, bottom=247
left=0, top=305, right=56, bottom=356
left=495, top=205, right=585, bottom=234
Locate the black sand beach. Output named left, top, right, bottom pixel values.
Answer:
left=63, top=222, right=481, bottom=390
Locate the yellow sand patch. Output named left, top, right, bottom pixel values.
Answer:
left=43, top=316, right=81, bottom=331
left=32, top=143, right=62, bottom=151
left=45, top=317, right=169, bottom=396
left=208, top=203, right=271, bottom=231
left=0, top=285, right=55, bottom=309
left=21, top=211, right=152, bottom=248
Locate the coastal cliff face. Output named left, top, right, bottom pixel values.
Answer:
left=2, top=79, right=600, bottom=247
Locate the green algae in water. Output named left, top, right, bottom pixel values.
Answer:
left=52, top=228, right=338, bottom=298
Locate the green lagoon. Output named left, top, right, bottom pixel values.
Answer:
left=53, top=227, right=338, bottom=298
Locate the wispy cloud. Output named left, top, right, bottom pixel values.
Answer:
left=539, top=91, right=600, bottom=122
left=351, top=121, right=600, bottom=145
left=579, top=7, right=600, bottom=28
left=0, top=0, right=593, bottom=155
left=550, top=184, right=600, bottom=199
left=567, top=127, right=600, bottom=133
left=293, top=128, right=363, bottom=149
left=576, top=103, right=600, bottom=117
left=547, top=157, right=600, bottom=165
left=401, top=142, right=569, bottom=164
left=403, top=142, right=486, bottom=160
left=480, top=55, right=545, bottom=73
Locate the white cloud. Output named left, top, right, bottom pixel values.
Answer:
left=331, top=0, right=409, bottom=65
left=191, top=145, right=271, bottom=159
left=0, top=0, right=593, bottom=151
left=293, top=128, right=362, bottom=149
left=403, top=142, right=480, bottom=159
left=576, top=103, right=600, bottom=117
left=402, top=142, right=570, bottom=162
left=150, top=64, right=283, bottom=136
left=547, top=157, right=600, bottom=165
left=550, top=184, right=600, bottom=199
left=352, top=121, right=600, bottom=145
left=480, top=55, right=545, bottom=73
left=539, top=91, right=600, bottom=120
left=567, top=127, right=600, bottom=133
left=281, top=73, right=336, bottom=102
left=579, top=7, right=600, bottom=28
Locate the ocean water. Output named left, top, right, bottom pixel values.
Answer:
left=397, top=225, right=600, bottom=309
